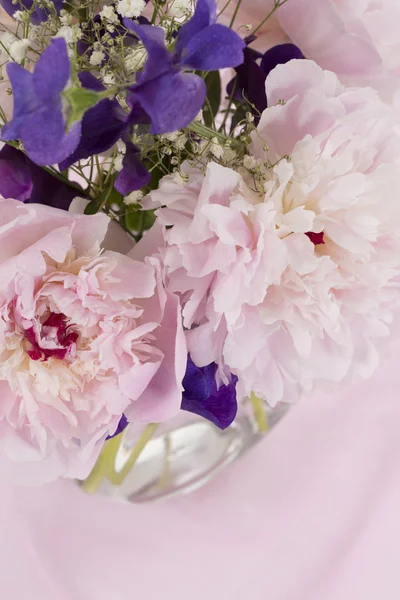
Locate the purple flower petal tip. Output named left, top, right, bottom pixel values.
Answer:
left=106, top=414, right=129, bottom=440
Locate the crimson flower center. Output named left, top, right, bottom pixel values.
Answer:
left=24, top=312, right=78, bottom=362
left=305, top=231, right=325, bottom=245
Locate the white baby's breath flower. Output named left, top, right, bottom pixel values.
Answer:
left=101, top=71, right=116, bottom=85
left=59, top=9, right=73, bottom=25
left=12, top=10, right=28, bottom=22
left=54, top=25, right=83, bottom=45
left=0, top=32, right=16, bottom=54
left=125, top=45, right=147, bottom=73
left=209, top=137, right=224, bottom=159
left=175, top=133, right=187, bottom=150
left=222, top=147, right=237, bottom=163
left=243, top=154, right=259, bottom=170
left=90, top=50, right=105, bottom=66
left=99, top=5, right=119, bottom=22
left=124, top=190, right=144, bottom=205
left=0, top=33, right=30, bottom=63
left=162, top=131, right=178, bottom=142
left=28, top=25, right=41, bottom=44
left=168, top=0, right=193, bottom=18
left=117, top=140, right=126, bottom=154
left=113, top=154, right=124, bottom=172
left=9, top=38, right=30, bottom=63
left=117, top=0, right=146, bottom=19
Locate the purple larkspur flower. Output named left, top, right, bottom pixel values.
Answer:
left=181, top=356, right=238, bottom=430
left=59, top=73, right=151, bottom=195
left=124, top=0, right=245, bottom=134
left=0, top=0, right=64, bottom=24
left=0, top=144, right=84, bottom=209
left=1, top=38, right=81, bottom=166
left=227, top=41, right=303, bottom=120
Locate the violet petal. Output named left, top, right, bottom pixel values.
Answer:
left=123, top=21, right=171, bottom=83
left=180, top=23, right=245, bottom=71
left=106, top=414, right=129, bottom=440
left=134, top=70, right=206, bottom=134
left=0, top=145, right=32, bottom=201
left=229, top=52, right=268, bottom=116
left=176, top=0, right=216, bottom=54
left=22, top=107, right=81, bottom=166
left=0, top=145, right=83, bottom=209
left=33, top=38, right=70, bottom=102
left=1, top=64, right=38, bottom=141
left=260, top=43, right=303, bottom=77
left=59, top=99, right=125, bottom=170
left=181, top=356, right=238, bottom=430
left=1, top=38, right=81, bottom=166
left=182, top=359, right=216, bottom=401
left=115, top=142, right=150, bottom=196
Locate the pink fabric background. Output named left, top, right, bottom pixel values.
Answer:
left=2, top=346, right=400, bottom=599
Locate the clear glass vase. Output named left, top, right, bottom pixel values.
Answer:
left=79, top=401, right=288, bottom=503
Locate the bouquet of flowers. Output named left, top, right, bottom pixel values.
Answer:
left=0, top=0, right=399, bottom=491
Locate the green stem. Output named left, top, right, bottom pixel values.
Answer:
left=81, top=423, right=158, bottom=494
left=252, top=0, right=290, bottom=36
left=250, top=392, right=269, bottom=433
left=219, top=78, right=237, bottom=134
left=229, top=0, right=243, bottom=27
left=217, top=0, right=233, bottom=18
left=187, top=120, right=240, bottom=149
left=95, top=155, right=104, bottom=188
left=151, top=0, right=160, bottom=24
left=113, top=423, right=158, bottom=484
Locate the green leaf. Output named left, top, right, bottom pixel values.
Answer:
left=84, top=181, right=123, bottom=215
left=203, top=71, right=221, bottom=127
left=125, top=207, right=155, bottom=238
left=62, top=84, right=103, bottom=130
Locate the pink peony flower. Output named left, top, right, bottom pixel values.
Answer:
left=227, top=0, right=400, bottom=105
left=0, top=199, right=186, bottom=483
left=143, top=59, right=400, bottom=406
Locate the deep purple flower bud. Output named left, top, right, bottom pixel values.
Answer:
left=260, top=43, right=304, bottom=78
left=181, top=356, right=238, bottom=430
left=1, top=39, right=81, bottom=166
left=124, top=0, right=245, bottom=134
left=0, top=144, right=83, bottom=210
left=227, top=42, right=303, bottom=121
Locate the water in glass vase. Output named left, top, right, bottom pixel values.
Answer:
left=79, top=402, right=288, bottom=503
